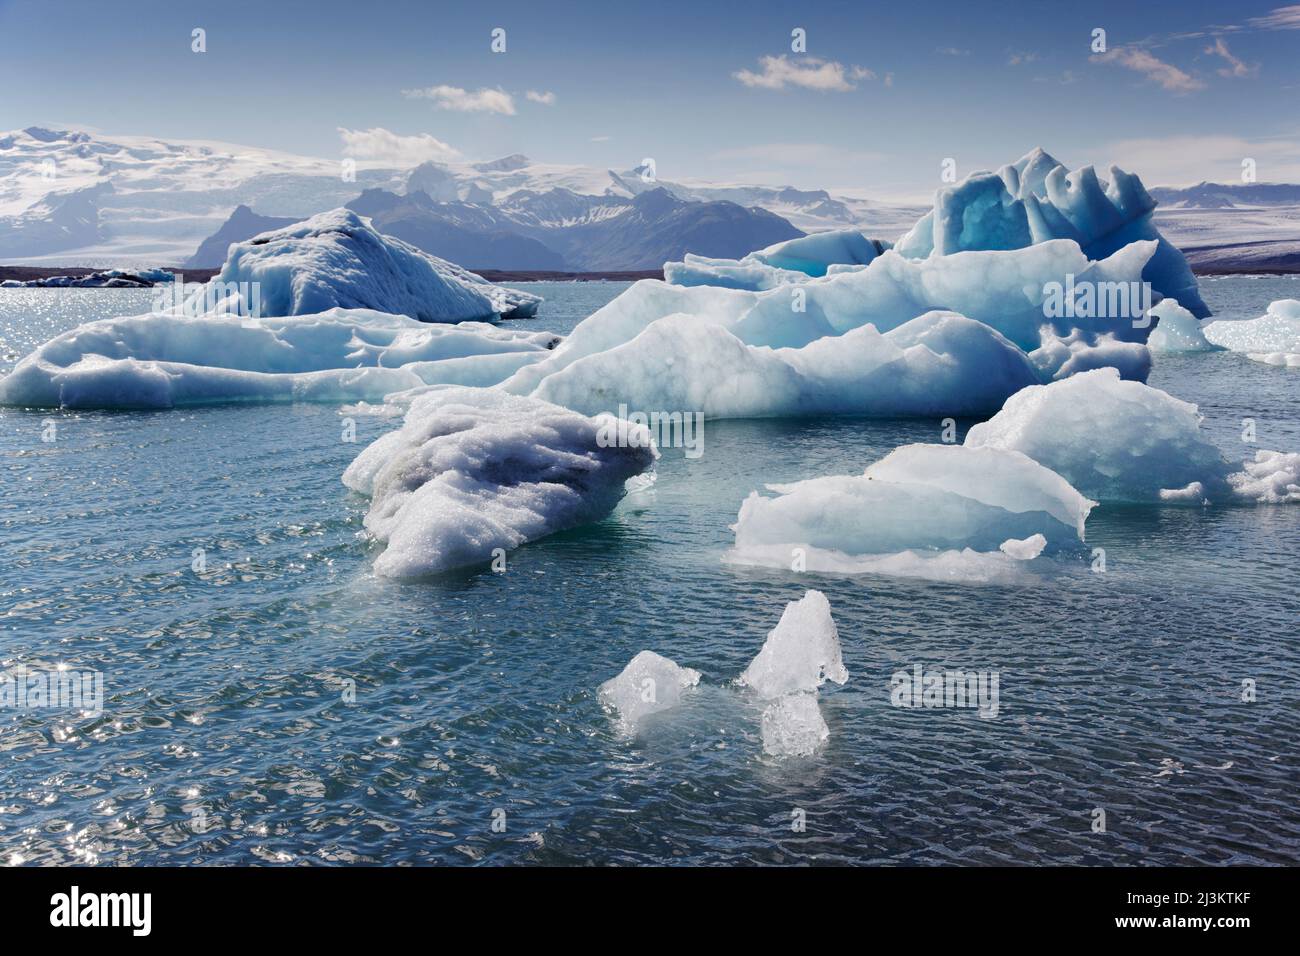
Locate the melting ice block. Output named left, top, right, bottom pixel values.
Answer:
left=726, top=445, right=1093, bottom=582
left=599, top=650, right=701, bottom=729
left=893, top=148, right=1208, bottom=318
left=739, top=590, right=847, bottom=699
left=760, top=693, right=830, bottom=758
left=191, top=208, right=540, bottom=322
left=739, top=590, right=846, bottom=757
left=342, top=386, right=656, bottom=577
left=1204, top=300, right=1300, bottom=367
left=1147, top=299, right=1221, bottom=353
left=0, top=309, right=559, bottom=409
left=964, top=368, right=1300, bottom=504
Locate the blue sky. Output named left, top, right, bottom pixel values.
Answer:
left=2, top=0, right=1299, bottom=198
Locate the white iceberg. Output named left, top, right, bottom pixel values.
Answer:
left=964, top=368, right=1298, bottom=504
left=0, top=309, right=559, bottom=409
left=1029, top=328, right=1152, bottom=382
left=599, top=650, right=701, bottom=730
left=189, top=208, right=540, bottom=322
left=1147, top=299, right=1221, bottom=353
left=894, top=148, right=1208, bottom=318
left=738, top=590, right=847, bottom=699
left=528, top=310, right=1040, bottom=420
left=1204, top=300, right=1300, bottom=367
left=726, top=444, right=1093, bottom=582
left=341, top=386, right=656, bottom=577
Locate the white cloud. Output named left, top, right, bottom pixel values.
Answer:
left=525, top=90, right=556, bottom=106
left=590, top=135, right=612, bottom=142
left=402, top=85, right=516, bottom=115
left=1205, top=37, right=1258, bottom=77
left=1102, top=134, right=1300, bottom=185
left=1247, top=5, right=1300, bottom=30
left=1091, top=47, right=1206, bottom=93
left=733, top=55, right=874, bottom=92
left=1007, top=51, right=1040, bottom=66
left=936, top=47, right=970, bottom=56
left=337, top=127, right=461, bottom=165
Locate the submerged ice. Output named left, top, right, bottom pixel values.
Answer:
left=341, top=386, right=656, bottom=577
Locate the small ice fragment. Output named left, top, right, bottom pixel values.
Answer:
left=739, top=590, right=846, bottom=699
left=599, top=650, right=701, bottom=728
left=760, top=693, right=829, bottom=758
left=999, top=534, right=1047, bottom=560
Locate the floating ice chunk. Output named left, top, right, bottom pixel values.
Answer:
left=964, top=368, right=1235, bottom=502
left=725, top=543, right=1045, bottom=585
left=341, top=386, right=656, bottom=577
left=529, top=311, right=1040, bottom=420
left=999, top=534, right=1047, bottom=560
left=1228, top=451, right=1300, bottom=503
left=190, top=208, right=539, bottom=322
left=665, top=230, right=885, bottom=289
left=727, top=445, right=1092, bottom=581
left=1030, top=328, right=1152, bottom=382
left=0, top=309, right=559, bottom=409
left=760, top=693, right=829, bottom=758
left=599, top=650, right=701, bottom=729
left=1204, top=300, right=1300, bottom=365
left=738, top=590, right=846, bottom=699
left=1147, top=299, right=1221, bottom=353
left=893, top=148, right=1209, bottom=318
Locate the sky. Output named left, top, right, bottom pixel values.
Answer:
left=2, top=0, right=1299, bottom=200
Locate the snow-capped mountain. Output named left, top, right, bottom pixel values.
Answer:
left=0, top=126, right=906, bottom=268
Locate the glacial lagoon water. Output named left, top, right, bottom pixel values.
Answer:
left=0, top=276, right=1297, bottom=865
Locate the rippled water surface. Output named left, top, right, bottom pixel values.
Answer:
left=1, top=278, right=1298, bottom=865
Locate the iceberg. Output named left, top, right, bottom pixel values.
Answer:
left=964, top=368, right=1298, bottom=504
left=341, top=386, right=656, bottom=577
left=0, top=309, right=559, bottom=409
left=190, top=208, right=540, bottom=322
left=893, top=148, right=1209, bottom=318
left=599, top=650, right=701, bottom=730
left=528, top=310, right=1041, bottom=420
left=1147, top=299, right=1221, bottom=353
left=738, top=590, right=847, bottom=757
left=726, top=445, right=1094, bottom=582
left=665, top=229, right=886, bottom=290
left=1204, top=300, right=1300, bottom=367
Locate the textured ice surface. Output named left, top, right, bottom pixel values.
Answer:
left=1204, top=299, right=1300, bottom=366
left=739, top=591, right=846, bottom=757
left=665, top=229, right=884, bottom=289
left=894, top=148, right=1208, bottom=318
left=342, top=386, right=656, bottom=577
left=0, top=309, right=558, bottom=409
left=738, top=590, right=847, bottom=699
left=193, top=208, right=539, bottom=322
left=760, top=693, right=830, bottom=758
left=599, top=650, right=701, bottom=730
left=1030, top=329, right=1152, bottom=382
left=529, top=310, right=1040, bottom=420
left=1147, top=299, right=1221, bottom=353
left=964, top=368, right=1297, bottom=504
left=727, top=445, right=1093, bottom=582
left=1229, top=451, right=1300, bottom=503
